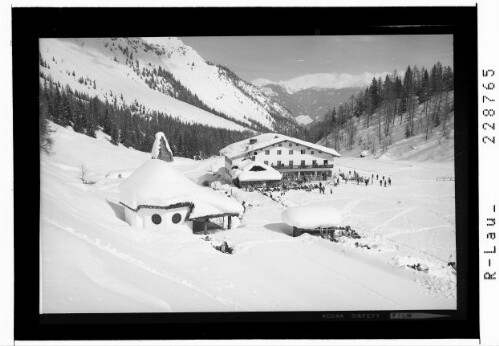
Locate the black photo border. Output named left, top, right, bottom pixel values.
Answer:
left=13, top=6, right=479, bottom=341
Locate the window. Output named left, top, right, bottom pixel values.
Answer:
left=324, top=160, right=328, bottom=165
left=319, top=151, right=322, bottom=153
left=289, top=143, right=292, bottom=147
left=311, top=151, right=315, bottom=154
left=278, top=143, right=282, bottom=147
left=249, top=165, right=266, bottom=172
left=289, top=150, right=293, bottom=155
left=264, top=161, right=269, bottom=165
left=312, top=160, right=317, bottom=166
left=296, top=144, right=299, bottom=146
left=300, top=149, right=305, bottom=154
left=277, top=150, right=282, bottom=155
left=172, top=213, right=182, bottom=224
left=254, top=151, right=258, bottom=155
left=265, top=150, right=270, bottom=155
left=301, top=160, right=305, bottom=166
left=277, top=160, right=281, bottom=166
left=289, top=160, right=293, bottom=167
left=151, top=214, right=162, bottom=225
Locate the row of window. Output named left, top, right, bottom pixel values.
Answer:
left=151, top=212, right=182, bottom=225
left=264, top=160, right=329, bottom=166
left=257, top=149, right=317, bottom=156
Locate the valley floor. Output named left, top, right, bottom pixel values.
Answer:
left=40, top=124, right=457, bottom=313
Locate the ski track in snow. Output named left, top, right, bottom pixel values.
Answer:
left=387, top=225, right=452, bottom=238
left=44, top=217, right=249, bottom=311
left=341, top=199, right=363, bottom=216
left=371, top=207, right=415, bottom=233
left=281, top=242, right=404, bottom=308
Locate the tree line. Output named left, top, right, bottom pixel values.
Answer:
left=307, top=62, right=454, bottom=153
left=39, top=78, right=254, bottom=158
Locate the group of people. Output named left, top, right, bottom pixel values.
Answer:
left=337, top=169, right=392, bottom=188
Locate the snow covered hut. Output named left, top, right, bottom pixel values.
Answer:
left=151, top=132, right=174, bottom=162
left=119, top=159, right=243, bottom=232
left=230, top=159, right=282, bottom=189
left=281, top=202, right=342, bottom=237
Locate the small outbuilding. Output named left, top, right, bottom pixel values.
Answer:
left=119, top=157, right=243, bottom=233
left=281, top=201, right=343, bottom=237
left=231, top=159, right=282, bottom=189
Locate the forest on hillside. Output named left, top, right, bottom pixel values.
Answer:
left=38, top=78, right=255, bottom=158
left=307, top=62, right=454, bottom=153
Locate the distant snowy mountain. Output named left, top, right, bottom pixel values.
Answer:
left=252, top=72, right=392, bottom=124
left=292, top=87, right=363, bottom=122
left=256, top=81, right=362, bottom=123
left=253, top=71, right=390, bottom=93
left=39, top=37, right=297, bottom=132
left=295, top=115, right=314, bottom=126
left=259, top=84, right=306, bottom=118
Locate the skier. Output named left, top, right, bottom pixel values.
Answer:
left=388, top=177, right=392, bottom=186
left=365, top=178, right=369, bottom=187
left=376, top=174, right=379, bottom=180
left=384, top=180, right=387, bottom=187
left=380, top=180, right=382, bottom=186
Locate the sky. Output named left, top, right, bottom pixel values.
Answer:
left=181, top=35, right=453, bottom=84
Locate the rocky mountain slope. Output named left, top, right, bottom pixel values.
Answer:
left=39, top=37, right=298, bottom=132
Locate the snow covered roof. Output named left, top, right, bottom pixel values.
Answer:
left=220, top=133, right=341, bottom=159
left=281, top=202, right=342, bottom=229
left=151, top=132, right=174, bottom=162
left=232, top=159, right=282, bottom=182
left=119, top=160, right=243, bottom=219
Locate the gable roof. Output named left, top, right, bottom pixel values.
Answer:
left=220, top=133, right=340, bottom=160
left=232, top=159, right=282, bottom=182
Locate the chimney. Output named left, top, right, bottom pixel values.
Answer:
left=249, top=138, right=257, bottom=144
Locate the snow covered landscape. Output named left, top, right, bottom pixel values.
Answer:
left=40, top=123, right=456, bottom=313
left=38, top=35, right=457, bottom=314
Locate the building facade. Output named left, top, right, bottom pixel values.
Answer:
left=221, top=134, right=340, bottom=182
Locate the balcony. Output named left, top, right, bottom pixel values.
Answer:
left=271, top=164, right=335, bottom=170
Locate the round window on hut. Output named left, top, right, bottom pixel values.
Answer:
left=151, top=214, right=162, bottom=225
left=172, top=213, right=182, bottom=224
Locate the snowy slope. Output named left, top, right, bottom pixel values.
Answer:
left=40, top=37, right=295, bottom=131
left=318, top=93, right=455, bottom=163
left=142, top=37, right=295, bottom=128
left=41, top=123, right=456, bottom=313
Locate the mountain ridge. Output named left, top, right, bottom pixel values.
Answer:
left=39, top=37, right=299, bottom=133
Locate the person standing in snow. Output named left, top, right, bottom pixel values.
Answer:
left=384, top=180, right=387, bottom=187
left=376, top=174, right=379, bottom=180
left=365, top=178, right=369, bottom=187
left=379, top=180, right=382, bottom=186
left=388, top=177, right=392, bottom=186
